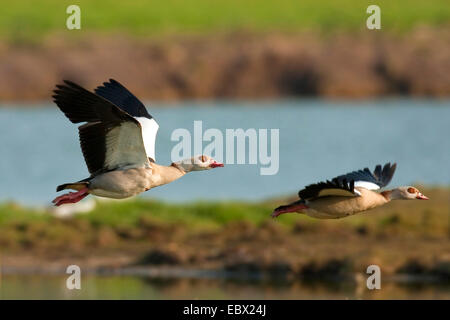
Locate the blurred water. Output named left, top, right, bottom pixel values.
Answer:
left=0, top=99, right=449, bottom=205
left=1, top=274, right=449, bottom=300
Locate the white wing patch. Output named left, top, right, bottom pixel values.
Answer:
left=135, top=117, right=159, bottom=161
left=104, top=122, right=149, bottom=170
left=354, top=181, right=380, bottom=190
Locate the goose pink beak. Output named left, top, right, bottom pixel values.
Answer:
left=416, top=193, right=429, bottom=200
left=209, top=161, right=224, bottom=168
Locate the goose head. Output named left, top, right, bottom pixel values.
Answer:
left=175, top=155, right=224, bottom=172
left=391, top=186, right=429, bottom=200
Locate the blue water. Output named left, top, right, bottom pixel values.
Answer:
left=1, top=99, right=449, bottom=205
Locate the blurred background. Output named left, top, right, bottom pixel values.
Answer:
left=0, top=0, right=449, bottom=299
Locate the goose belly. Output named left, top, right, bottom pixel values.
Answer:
left=305, top=196, right=373, bottom=219
left=89, top=168, right=152, bottom=199
left=304, top=209, right=344, bottom=219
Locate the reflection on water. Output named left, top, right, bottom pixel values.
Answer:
left=0, top=275, right=449, bottom=300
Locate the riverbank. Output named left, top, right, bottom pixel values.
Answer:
left=0, top=187, right=449, bottom=280
left=1, top=28, right=449, bottom=102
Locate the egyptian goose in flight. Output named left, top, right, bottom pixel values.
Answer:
left=272, top=163, right=428, bottom=219
left=52, top=79, right=223, bottom=206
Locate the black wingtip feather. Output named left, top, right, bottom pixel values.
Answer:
left=373, top=165, right=382, bottom=179
left=94, top=79, right=152, bottom=119
left=380, top=162, right=396, bottom=186
left=78, top=122, right=107, bottom=174
left=56, top=184, right=67, bottom=192
left=63, top=79, right=76, bottom=86
left=298, top=176, right=355, bottom=200
left=297, top=162, right=398, bottom=200
left=52, top=81, right=101, bottom=123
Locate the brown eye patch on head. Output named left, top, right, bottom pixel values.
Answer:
left=407, top=187, right=416, bottom=193
left=201, top=155, right=207, bottom=162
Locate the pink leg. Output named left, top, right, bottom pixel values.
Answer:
left=52, top=188, right=89, bottom=206
left=271, top=203, right=308, bottom=218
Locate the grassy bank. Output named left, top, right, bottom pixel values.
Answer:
left=1, top=0, right=449, bottom=42
left=0, top=186, right=449, bottom=236
left=0, top=187, right=449, bottom=276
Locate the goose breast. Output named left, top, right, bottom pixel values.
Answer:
left=89, top=168, right=153, bottom=199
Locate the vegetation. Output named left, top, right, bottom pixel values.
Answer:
left=0, top=187, right=448, bottom=251
left=1, top=0, right=449, bottom=41
left=0, top=187, right=448, bottom=280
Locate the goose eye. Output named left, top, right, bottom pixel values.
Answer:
left=407, top=187, right=416, bottom=194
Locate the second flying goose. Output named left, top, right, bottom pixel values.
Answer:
left=272, top=163, right=428, bottom=219
left=52, top=79, right=223, bottom=206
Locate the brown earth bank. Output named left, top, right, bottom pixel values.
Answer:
left=1, top=187, right=449, bottom=280
left=1, top=220, right=449, bottom=280
left=0, top=28, right=449, bottom=102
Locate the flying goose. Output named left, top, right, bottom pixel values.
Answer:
left=272, top=163, right=428, bottom=219
left=52, top=79, right=223, bottom=206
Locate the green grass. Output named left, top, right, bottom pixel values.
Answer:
left=0, top=186, right=448, bottom=234
left=0, top=199, right=293, bottom=230
left=1, top=0, right=449, bottom=42
left=0, top=187, right=447, bottom=251
left=0, top=199, right=297, bottom=250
